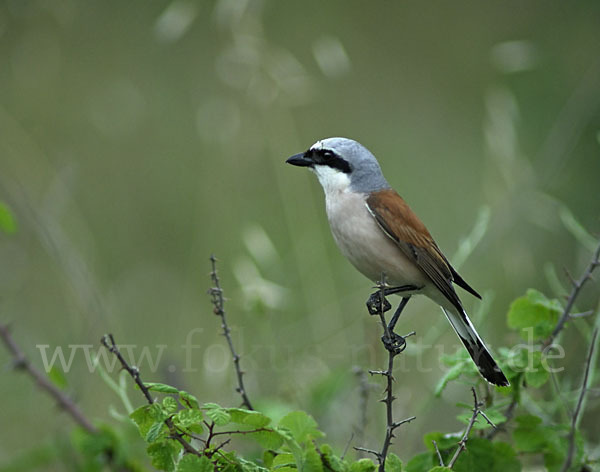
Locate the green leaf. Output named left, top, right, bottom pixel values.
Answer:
left=319, top=444, right=345, bottom=472
left=163, top=396, right=178, bottom=414
left=203, top=403, right=231, bottom=426
left=147, top=440, right=180, bottom=472
left=179, top=391, right=200, bottom=409
left=524, top=351, right=549, bottom=388
left=349, top=458, right=376, bottom=472
left=385, top=453, right=403, bottom=472
left=146, top=421, right=166, bottom=443
left=507, top=289, right=561, bottom=340
left=423, top=432, right=460, bottom=452
left=434, top=361, right=476, bottom=396
left=279, top=411, right=324, bottom=443
left=451, top=438, right=494, bottom=472
left=174, top=409, right=203, bottom=429
left=513, top=415, right=546, bottom=453
left=237, top=457, right=270, bottom=472
left=214, top=450, right=242, bottom=472
left=515, top=414, right=542, bottom=428
left=278, top=429, right=304, bottom=470
left=228, top=408, right=272, bottom=427
left=272, top=452, right=296, bottom=469
left=427, top=468, right=451, bottom=472
left=250, top=429, right=284, bottom=450
left=491, top=442, right=521, bottom=472
left=177, top=455, right=213, bottom=472
left=263, top=450, right=276, bottom=469
left=47, top=366, right=68, bottom=390
left=303, top=442, right=324, bottom=472
left=145, top=382, right=180, bottom=394
left=0, top=202, right=17, bottom=234
left=130, top=404, right=166, bottom=438
left=452, top=439, right=520, bottom=472
left=405, top=452, right=434, bottom=472
left=542, top=427, right=584, bottom=472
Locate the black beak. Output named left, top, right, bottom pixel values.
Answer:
left=286, top=152, right=313, bottom=167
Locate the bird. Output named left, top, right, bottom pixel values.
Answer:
left=286, top=137, right=509, bottom=386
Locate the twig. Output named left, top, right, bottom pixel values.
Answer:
left=101, top=334, right=153, bottom=404
left=353, top=367, right=374, bottom=456
left=478, top=410, right=497, bottom=429
left=211, top=427, right=272, bottom=437
left=209, top=255, right=254, bottom=410
left=0, top=323, right=97, bottom=434
left=378, top=308, right=412, bottom=467
left=492, top=241, right=600, bottom=440
left=570, top=310, right=594, bottom=318
left=561, top=328, right=598, bottom=472
left=353, top=446, right=380, bottom=459
left=432, top=440, right=444, bottom=466
left=101, top=334, right=202, bottom=457
left=364, top=278, right=416, bottom=471
left=448, top=387, right=482, bottom=469
left=341, top=432, right=355, bottom=460
left=545, top=241, right=600, bottom=347
left=212, top=438, right=231, bottom=453
left=204, top=421, right=215, bottom=450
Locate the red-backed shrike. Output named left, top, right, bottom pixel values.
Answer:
left=286, top=137, right=508, bottom=386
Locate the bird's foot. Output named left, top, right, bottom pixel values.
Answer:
left=366, top=292, right=392, bottom=315
left=382, top=332, right=407, bottom=355
left=366, top=285, right=420, bottom=315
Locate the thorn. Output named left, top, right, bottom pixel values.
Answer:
left=564, top=267, right=576, bottom=286
left=570, top=310, right=594, bottom=318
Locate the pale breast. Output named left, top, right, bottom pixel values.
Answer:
left=325, top=191, right=428, bottom=287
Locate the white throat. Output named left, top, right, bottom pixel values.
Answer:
left=311, top=165, right=351, bottom=196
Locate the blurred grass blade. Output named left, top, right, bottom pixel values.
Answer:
left=544, top=262, right=567, bottom=297
left=452, top=206, right=491, bottom=269
left=559, top=205, right=597, bottom=252
left=0, top=201, right=17, bottom=234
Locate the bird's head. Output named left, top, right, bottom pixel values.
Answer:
left=286, top=137, right=390, bottom=194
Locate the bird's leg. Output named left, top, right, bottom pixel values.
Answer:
left=381, top=297, right=411, bottom=354
left=366, top=285, right=418, bottom=315
left=388, top=296, right=411, bottom=332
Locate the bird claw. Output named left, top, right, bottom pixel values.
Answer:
left=382, top=332, right=407, bottom=354
left=366, top=292, right=392, bottom=315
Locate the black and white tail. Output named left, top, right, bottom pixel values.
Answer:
left=441, top=306, right=509, bottom=386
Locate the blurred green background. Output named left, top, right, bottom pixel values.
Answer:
left=1, top=0, right=600, bottom=466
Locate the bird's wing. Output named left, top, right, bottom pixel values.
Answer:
left=366, top=189, right=477, bottom=311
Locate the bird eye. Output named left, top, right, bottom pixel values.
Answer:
left=322, top=150, right=334, bottom=159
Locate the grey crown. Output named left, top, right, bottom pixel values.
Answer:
left=318, top=137, right=391, bottom=193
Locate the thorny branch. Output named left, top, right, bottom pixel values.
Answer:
left=353, top=367, right=376, bottom=457
left=492, top=240, right=600, bottom=440
left=0, top=324, right=141, bottom=470
left=101, top=334, right=202, bottom=457
left=209, top=255, right=254, bottom=410
left=561, top=328, right=598, bottom=472
left=447, top=387, right=494, bottom=469
left=0, top=323, right=97, bottom=434
left=545, top=240, right=600, bottom=347
left=355, top=277, right=416, bottom=472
